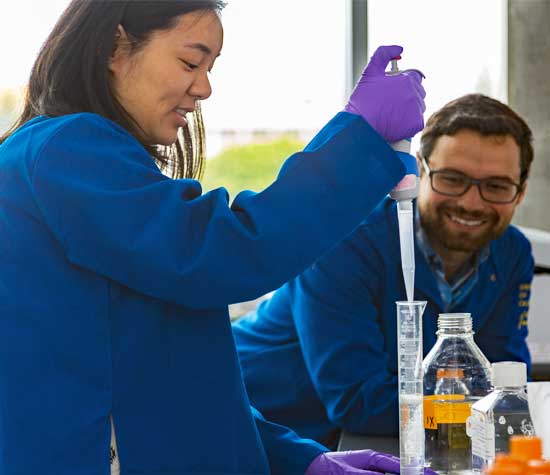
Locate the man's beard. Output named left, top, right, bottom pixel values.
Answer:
left=420, top=203, right=508, bottom=253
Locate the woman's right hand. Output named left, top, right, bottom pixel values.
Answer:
left=344, top=45, right=426, bottom=144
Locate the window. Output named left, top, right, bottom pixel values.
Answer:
left=200, top=0, right=348, bottom=197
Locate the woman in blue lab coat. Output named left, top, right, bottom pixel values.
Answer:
left=0, top=1, right=426, bottom=474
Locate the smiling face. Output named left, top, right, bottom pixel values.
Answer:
left=417, top=129, right=526, bottom=256
left=108, top=10, right=223, bottom=146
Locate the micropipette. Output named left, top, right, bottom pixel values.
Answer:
left=389, top=55, right=425, bottom=475
left=388, top=56, right=420, bottom=302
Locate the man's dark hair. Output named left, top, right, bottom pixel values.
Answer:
left=0, top=0, right=226, bottom=180
left=419, top=94, right=534, bottom=185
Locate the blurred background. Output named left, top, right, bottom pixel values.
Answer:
left=1, top=0, right=549, bottom=329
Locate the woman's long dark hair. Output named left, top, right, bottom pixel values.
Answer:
left=0, top=0, right=226, bottom=180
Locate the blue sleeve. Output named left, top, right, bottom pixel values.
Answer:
left=291, top=226, right=399, bottom=435
left=251, top=407, right=326, bottom=475
left=31, top=113, right=404, bottom=309
left=475, top=235, right=534, bottom=374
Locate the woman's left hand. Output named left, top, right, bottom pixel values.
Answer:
left=304, top=449, right=439, bottom=474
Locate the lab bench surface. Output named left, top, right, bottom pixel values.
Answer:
left=532, top=362, right=550, bottom=381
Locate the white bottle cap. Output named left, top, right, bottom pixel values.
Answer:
left=492, top=361, right=527, bottom=387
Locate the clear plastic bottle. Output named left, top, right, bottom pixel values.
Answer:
left=423, top=313, right=492, bottom=474
left=468, top=363, right=535, bottom=473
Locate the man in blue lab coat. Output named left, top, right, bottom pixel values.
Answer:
left=233, top=94, right=535, bottom=447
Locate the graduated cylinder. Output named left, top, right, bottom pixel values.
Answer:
left=397, top=301, right=427, bottom=475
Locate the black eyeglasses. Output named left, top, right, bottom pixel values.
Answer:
left=421, top=158, right=522, bottom=204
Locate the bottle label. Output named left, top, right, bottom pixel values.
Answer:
left=424, top=394, right=470, bottom=429
left=467, top=414, right=495, bottom=462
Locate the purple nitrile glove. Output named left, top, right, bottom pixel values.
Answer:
left=344, top=45, right=426, bottom=144
left=304, top=450, right=440, bottom=475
